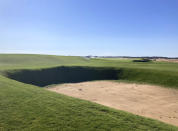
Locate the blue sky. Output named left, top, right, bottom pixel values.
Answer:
left=0, top=0, right=178, bottom=56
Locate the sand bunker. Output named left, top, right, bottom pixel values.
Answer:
left=156, top=59, right=178, bottom=63
left=47, top=81, right=178, bottom=126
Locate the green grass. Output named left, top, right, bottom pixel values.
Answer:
left=1, top=54, right=178, bottom=72
left=92, top=58, right=178, bottom=72
left=0, top=54, right=89, bottom=70
left=0, top=54, right=178, bottom=130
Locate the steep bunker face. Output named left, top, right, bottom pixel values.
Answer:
left=5, top=66, right=119, bottom=87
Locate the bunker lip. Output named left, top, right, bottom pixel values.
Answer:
left=4, top=66, right=178, bottom=88
left=4, top=66, right=119, bottom=87
left=47, top=81, right=178, bottom=126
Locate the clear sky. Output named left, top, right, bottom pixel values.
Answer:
left=0, top=0, right=178, bottom=57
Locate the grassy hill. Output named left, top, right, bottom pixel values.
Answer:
left=1, top=54, right=178, bottom=72
left=0, top=54, right=178, bottom=130
left=0, top=54, right=89, bottom=70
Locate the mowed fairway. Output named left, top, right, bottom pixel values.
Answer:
left=48, top=81, right=178, bottom=126
left=1, top=54, right=178, bottom=130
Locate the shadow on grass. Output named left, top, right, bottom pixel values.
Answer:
left=5, top=66, right=178, bottom=88
left=5, top=66, right=119, bottom=87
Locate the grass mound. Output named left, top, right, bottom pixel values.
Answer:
left=0, top=54, right=88, bottom=70
left=117, top=68, right=178, bottom=88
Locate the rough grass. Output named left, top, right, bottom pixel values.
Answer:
left=0, top=54, right=178, bottom=130
left=116, top=68, right=178, bottom=88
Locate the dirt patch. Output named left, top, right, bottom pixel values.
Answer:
left=156, top=59, right=178, bottom=63
left=47, top=81, right=178, bottom=126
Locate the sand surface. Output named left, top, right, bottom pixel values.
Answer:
left=156, top=59, right=178, bottom=63
left=47, top=81, right=178, bottom=126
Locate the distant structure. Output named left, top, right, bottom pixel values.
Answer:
left=84, top=56, right=178, bottom=59
left=85, top=55, right=98, bottom=59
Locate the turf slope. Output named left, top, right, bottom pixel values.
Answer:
left=0, top=54, right=178, bottom=130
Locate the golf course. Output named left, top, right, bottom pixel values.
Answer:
left=0, top=54, right=178, bottom=131
left=1, top=0, right=178, bottom=130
